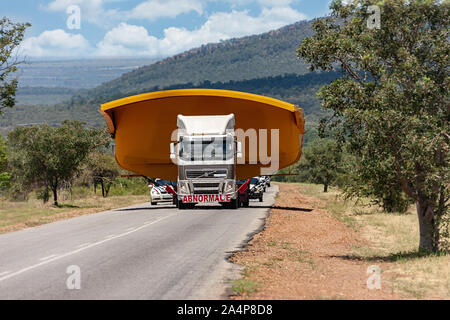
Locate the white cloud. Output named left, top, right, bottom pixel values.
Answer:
left=93, top=6, right=307, bottom=58
left=32, top=1, right=307, bottom=58
left=20, top=29, right=91, bottom=58
left=257, top=0, right=294, bottom=7
left=127, top=0, right=204, bottom=21
left=46, top=0, right=297, bottom=25
left=218, top=0, right=295, bottom=9
left=46, top=0, right=203, bottom=26
left=200, top=6, right=306, bottom=38
left=46, top=0, right=118, bottom=26
left=96, top=23, right=159, bottom=57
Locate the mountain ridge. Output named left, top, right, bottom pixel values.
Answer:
left=1, top=19, right=337, bottom=136
left=85, top=20, right=315, bottom=101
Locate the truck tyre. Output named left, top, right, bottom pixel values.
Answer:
left=178, top=201, right=186, bottom=210
left=229, top=198, right=239, bottom=209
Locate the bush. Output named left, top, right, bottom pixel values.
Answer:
left=109, top=177, right=149, bottom=196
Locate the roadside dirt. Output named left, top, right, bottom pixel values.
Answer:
left=230, top=184, right=399, bottom=300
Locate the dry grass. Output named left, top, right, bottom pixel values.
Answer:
left=286, top=183, right=450, bottom=299
left=0, top=194, right=149, bottom=234
left=231, top=183, right=398, bottom=300
left=231, top=182, right=449, bottom=300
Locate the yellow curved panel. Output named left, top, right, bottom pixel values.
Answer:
left=101, top=89, right=296, bottom=113
left=100, top=89, right=305, bottom=180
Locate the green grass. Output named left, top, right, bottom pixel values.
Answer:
left=232, top=279, right=259, bottom=295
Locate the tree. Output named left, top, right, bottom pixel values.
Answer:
left=7, top=121, right=109, bottom=206
left=0, top=135, right=10, bottom=190
left=299, top=139, right=343, bottom=192
left=87, top=152, right=120, bottom=198
left=298, top=0, right=449, bottom=252
left=0, top=17, right=30, bottom=114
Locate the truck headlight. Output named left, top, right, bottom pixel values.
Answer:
left=221, top=179, right=235, bottom=194
left=178, top=180, right=191, bottom=194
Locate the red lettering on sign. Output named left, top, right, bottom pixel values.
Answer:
left=183, top=196, right=187, bottom=202
left=226, top=195, right=231, bottom=202
left=192, top=195, right=197, bottom=202
left=198, top=195, right=203, bottom=202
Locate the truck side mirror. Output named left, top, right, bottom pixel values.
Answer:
left=236, top=141, right=242, bottom=158
left=170, top=143, right=176, bottom=160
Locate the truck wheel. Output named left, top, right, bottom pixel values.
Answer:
left=229, top=198, right=239, bottom=209
left=178, top=201, right=186, bottom=210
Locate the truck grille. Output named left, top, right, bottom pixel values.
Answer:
left=192, top=181, right=221, bottom=194
left=186, top=169, right=227, bottom=179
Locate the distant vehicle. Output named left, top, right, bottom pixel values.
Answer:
left=149, top=179, right=176, bottom=205
left=248, top=177, right=264, bottom=202
left=257, top=176, right=268, bottom=192
left=260, top=176, right=271, bottom=190
left=265, top=176, right=271, bottom=188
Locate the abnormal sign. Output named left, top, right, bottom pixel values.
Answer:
left=182, top=195, right=231, bottom=203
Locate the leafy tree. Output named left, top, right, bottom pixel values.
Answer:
left=7, top=121, right=109, bottom=206
left=0, top=17, right=30, bottom=114
left=298, top=139, right=343, bottom=192
left=87, top=152, right=120, bottom=198
left=298, top=0, right=449, bottom=252
left=0, top=135, right=10, bottom=190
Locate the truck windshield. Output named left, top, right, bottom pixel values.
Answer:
left=179, top=136, right=234, bottom=161
left=154, top=179, right=175, bottom=187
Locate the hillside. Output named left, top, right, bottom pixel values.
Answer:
left=0, top=72, right=338, bottom=136
left=16, top=58, right=156, bottom=89
left=80, top=20, right=315, bottom=102
left=1, top=19, right=338, bottom=136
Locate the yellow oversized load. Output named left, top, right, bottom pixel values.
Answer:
left=100, top=89, right=305, bottom=181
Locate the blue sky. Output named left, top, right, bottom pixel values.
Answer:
left=5, top=0, right=333, bottom=60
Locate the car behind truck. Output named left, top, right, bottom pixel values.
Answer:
left=170, top=114, right=242, bottom=210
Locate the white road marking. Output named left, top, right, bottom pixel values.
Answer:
left=39, top=254, right=58, bottom=261
left=125, top=227, right=136, bottom=232
left=75, top=242, right=91, bottom=249
left=103, top=234, right=116, bottom=239
left=0, top=271, right=11, bottom=277
left=0, top=214, right=175, bottom=283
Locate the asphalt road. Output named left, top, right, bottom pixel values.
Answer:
left=0, top=186, right=277, bottom=299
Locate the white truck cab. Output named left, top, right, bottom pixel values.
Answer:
left=170, top=114, right=242, bottom=209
